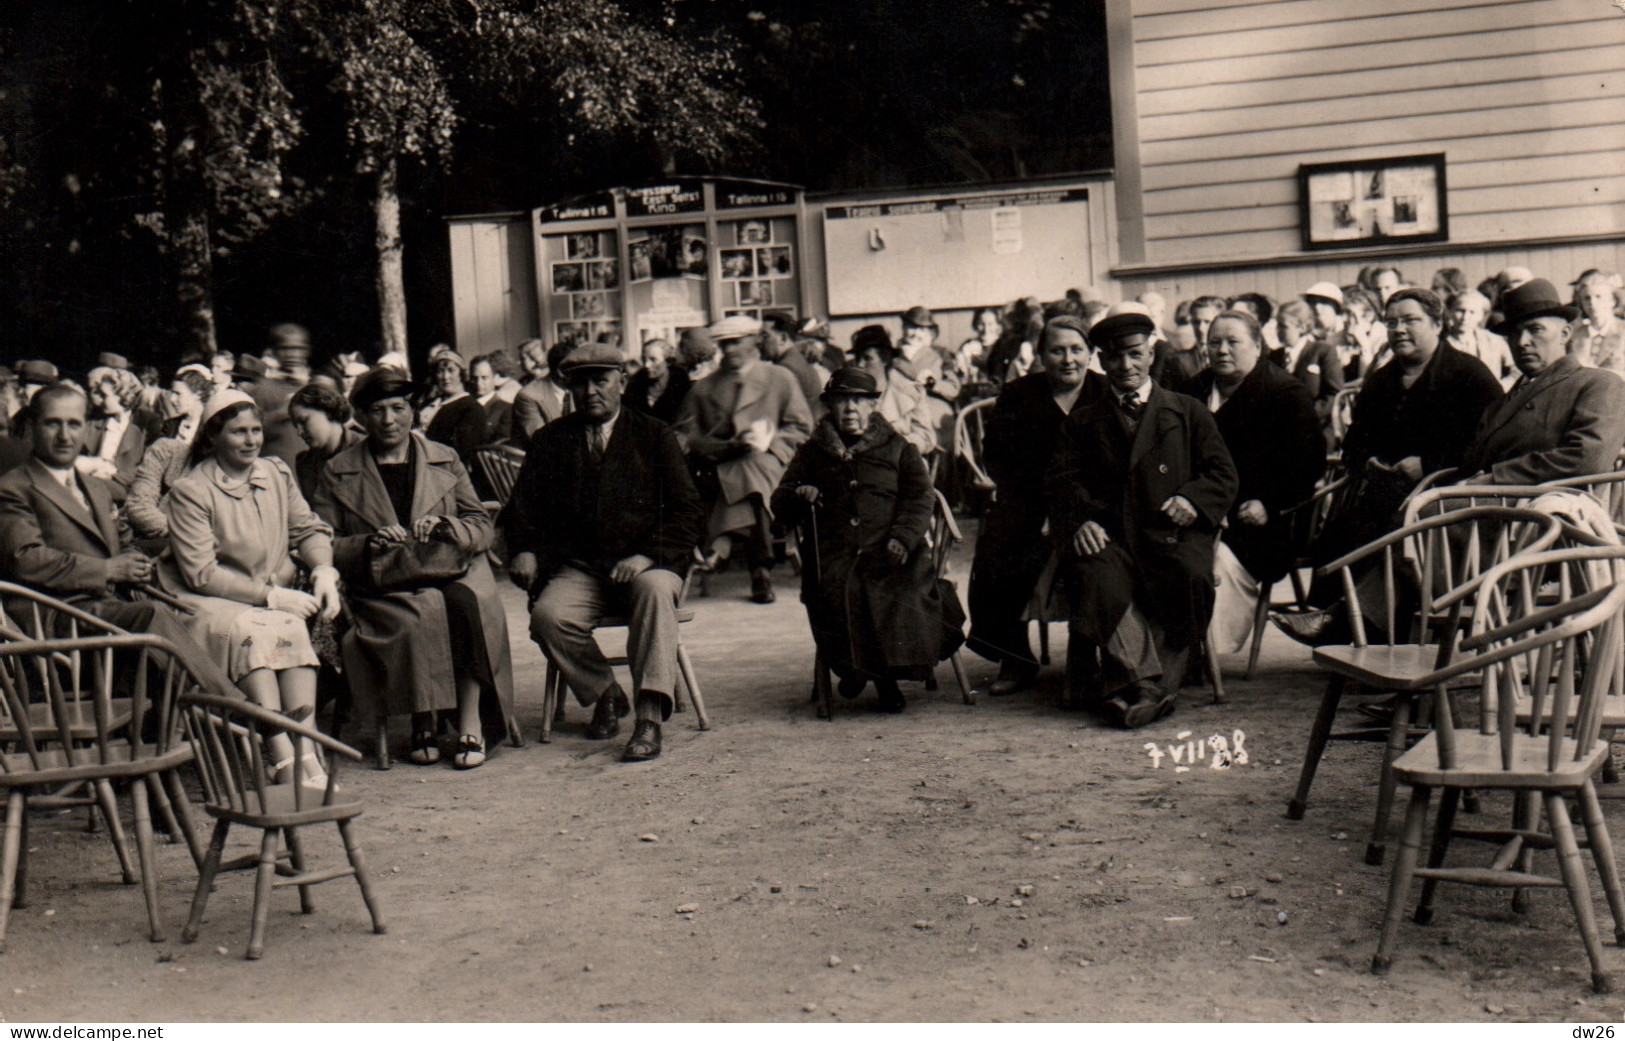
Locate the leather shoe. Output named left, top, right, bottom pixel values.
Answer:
left=988, top=660, right=1039, bottom=697
left=1269, top=608, right=1342, bottom=647
left=875, top=679, right=905, bottom=714
left=750, top=568, right=776, bottom=604
left=585, top=686, right=630, bottom=740
left=1104, top=682, right=1172, bottom=730
left=623, top=720, right=662, bottom=761
left=836, top=674, right=866, bottom=699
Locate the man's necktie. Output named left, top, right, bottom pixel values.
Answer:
left=1120, top=391, right=1144, bottom=421
left=588, top=423, right=606, bottom=462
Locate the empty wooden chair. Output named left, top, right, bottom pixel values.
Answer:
left=1285, top=506, right=1563, bottom=865
left=0, top=626, right=203, bottom=952
left=178, top=691, right=385, bottom=959
left=1371, top=548, right=1625, bottom=993
left=953, top=397, right=995, bottom=498
left=473, top=443, right=527, bottom=511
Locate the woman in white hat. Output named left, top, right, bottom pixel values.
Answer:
left=162, top=389, right=342, bottom=781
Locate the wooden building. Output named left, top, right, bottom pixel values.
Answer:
left=1109, top=0, right=1625, bottom=301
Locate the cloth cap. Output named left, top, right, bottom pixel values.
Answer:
left=198, top=387, right=256, bottom=429
left=900, top=305, right=937, bottom=329
left=707, top=315, right=763, bottom=341
left=821, top=365, right=882, bottom=399
left=796, top=316, right=831, bottom=342
left=1302, top=281, right=1344, bottom=309
left=559, top=342, right=624, bottom=377
left=175, top=363, right=214, bottom=382
left=1491, top=278, right=1581, bottom=338
left=1498, top=266, right=1534, bottom=289
left=17, top=360, right=59, bottom=384
left=95, top=351, right=130, bottom=370
left=349, top=367, right=418, bottom=412
left=1087, top=302, right=1157, bottom=351
left=427, top=345, right=467, bottom=371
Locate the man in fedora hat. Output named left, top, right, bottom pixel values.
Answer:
left=675, top=315, right=812, bottom=604
left=1460, top=277, right=1625, bottom=484
left=16, top=360, right=58, bottom=404
left=1046, top=302, right=1237, bottom=727
left=506, top=342, right=705, bottom=762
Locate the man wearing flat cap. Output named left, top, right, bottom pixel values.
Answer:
left=1460, top=277, right=1625, bottom=484
left=1046, top=302, right=1238, bottom=728
left=505, top=343, right=705, bottom=761
left=675, top=315, right=813, bottom=604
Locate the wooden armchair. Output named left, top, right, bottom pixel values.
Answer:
left=178, top=691, right=386, bottom=959
left=1371, top=548, right=1625, bottom=993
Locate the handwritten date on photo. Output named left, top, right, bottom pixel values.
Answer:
left=1144, top=730, right=1248, bottom=771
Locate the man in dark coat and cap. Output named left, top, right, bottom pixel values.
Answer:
left=1046, top=302, right=1239, bottom=727
left=506, top=343, right=705, bottom=762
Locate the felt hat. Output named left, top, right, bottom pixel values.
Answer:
left=900, top=305, right=937, bottom=329
left=348, top=367, right=417, bottom=411
left=1497, top=266, right=1534, bottom=290
left=1491, top=278, right=1581, bottom=338
left=558, top=342, right=624, bottom=377
left=1302, top=281, right=1344, bottom=309
left=95, top=351, right=130, bottom=370
left=232, top=355, right=267, bottom=382
left=821, top=365, right=882, bottom=400
left=707, top=315, right=762, bottom=341
left=796, top=317, right=831, bottom=342
left=175, top=363, right=214, bottom=382
left=1086, top=302, right=1157, bottom=351
left=17, top=360, right=59, bottom=384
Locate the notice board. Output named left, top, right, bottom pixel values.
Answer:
left=821, top=187, right=1092, bottom=314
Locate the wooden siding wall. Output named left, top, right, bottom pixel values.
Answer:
left=1117, top=239, right=1625, bottom=309
left=1131, top=0, right=1625, bottom=266
left=448, top=216, right=538, bottom=358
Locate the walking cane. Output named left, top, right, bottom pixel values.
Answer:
left=804, top=502, right=836, bottom=720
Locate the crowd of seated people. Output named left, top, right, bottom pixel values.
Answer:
left=1, top=258, right=1622, bottom=788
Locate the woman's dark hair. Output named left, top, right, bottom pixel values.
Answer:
left=1385, top=287, right=1445, bottom=325
left=1342, top=286, right=1381, bottom=319
left=188, top=401, right=260, bottom=467
left=850, top=324, right=895, bottom=361
left=1228, top=292, right=1275, bottom=325
left=290, top=381, right=352, bottom=424
left=1431, top=267, right=1469, bottom=297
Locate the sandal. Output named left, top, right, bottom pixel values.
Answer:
left=408, top=729, right=441, bottom=766
left=453, top=733, right=486, bottom=770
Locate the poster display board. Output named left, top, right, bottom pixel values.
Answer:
left=1298, top=154, right=1448, bottom=250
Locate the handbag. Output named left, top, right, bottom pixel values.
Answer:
left=365, top=521, right=471, bottom=593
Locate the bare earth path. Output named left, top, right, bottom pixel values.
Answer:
left=3, top=527, right=1621, bottom=1022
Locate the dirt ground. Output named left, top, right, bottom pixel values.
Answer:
left=3, top=527, right=1624, bottom=1023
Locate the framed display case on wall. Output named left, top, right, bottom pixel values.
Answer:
left=1298, top=154, right=1448, bottom=251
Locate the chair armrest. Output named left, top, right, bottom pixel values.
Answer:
left=179, top=690, right=365, bottom=762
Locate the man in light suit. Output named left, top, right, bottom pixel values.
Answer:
left=0, top=384, right=239, bottom=694
left=512, top=340, right=574, bottom=439
left=1046, top=303, right=1238, bottom=728
left=1461, top=277, right=1625, bottom=484
left=675, top=315, right=813, bottom=604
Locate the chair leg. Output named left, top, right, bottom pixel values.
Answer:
left=1037, top=617, right=1050, bottom=667
left=1366, top=693, right=1416, bottom=866
left=1413, top=786, right=1460, bottom=925
left=1204, top=636, right=1227, bottom=705
left=1371, top=784, right=1431, bottom=975
left=12, top=798, right=27, bottom=912
left=1288, top=675, right=1345, bottom=820
left=337, top=819, right=387, bottom=936
left=1547, top=792, right=1614, bottom=994
left=951, top=651, right=973, bottom=705
left=183, top=820, right=230, bottom=944
left=1511, top=790, right=1542, bottom=914
left=162, top=771, right=206, bottom=871
left=146, top=773, right=183, bottom=846
left=1578, top=780, right=1625, bottom=946
left=94, top=779, right=137, bottom=885
left=540, top=663, right=559, bottom=744
left=129, top=777, right=165, bottom=943
left=0, top=790, right=25, bottom=951
left=676, top=645, right=709, bottom=731
left=246, top=828, right=280, bottom=960
left=283, top=827, right=314, bottom=915
left=374, top=715, right=391, bottom=771
left=924, top=670, right=939, bottom=692
left=813, top=653, right=834, bottom=721
left=1245, top=592, right=1270, bottom=680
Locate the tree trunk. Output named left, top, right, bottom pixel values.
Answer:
left=374, top=158, right=408, bottom=365
left=172, top=196, right=218, bottom=362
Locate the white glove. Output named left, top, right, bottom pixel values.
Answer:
left=309, top=567, right=342, bottom=622
left=266, top=586, right=319, bottom=619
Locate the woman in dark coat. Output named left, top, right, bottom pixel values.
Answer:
left=771, top=366, right=963, bottom=713
left=1194, top=311, right=1325, bottom=651
left=420, top=350, right=488, bottom=471
left=624, top=338, right=692, bottom=425
left=966, top=315, right=1105, bottom=693
left=310, top=368, right=520, bottom=769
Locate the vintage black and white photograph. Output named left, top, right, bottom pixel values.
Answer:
left=1, top=0, right=1623, bottom=1030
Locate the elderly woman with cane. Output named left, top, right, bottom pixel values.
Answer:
left=772, top=367, right=964, bottom=714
